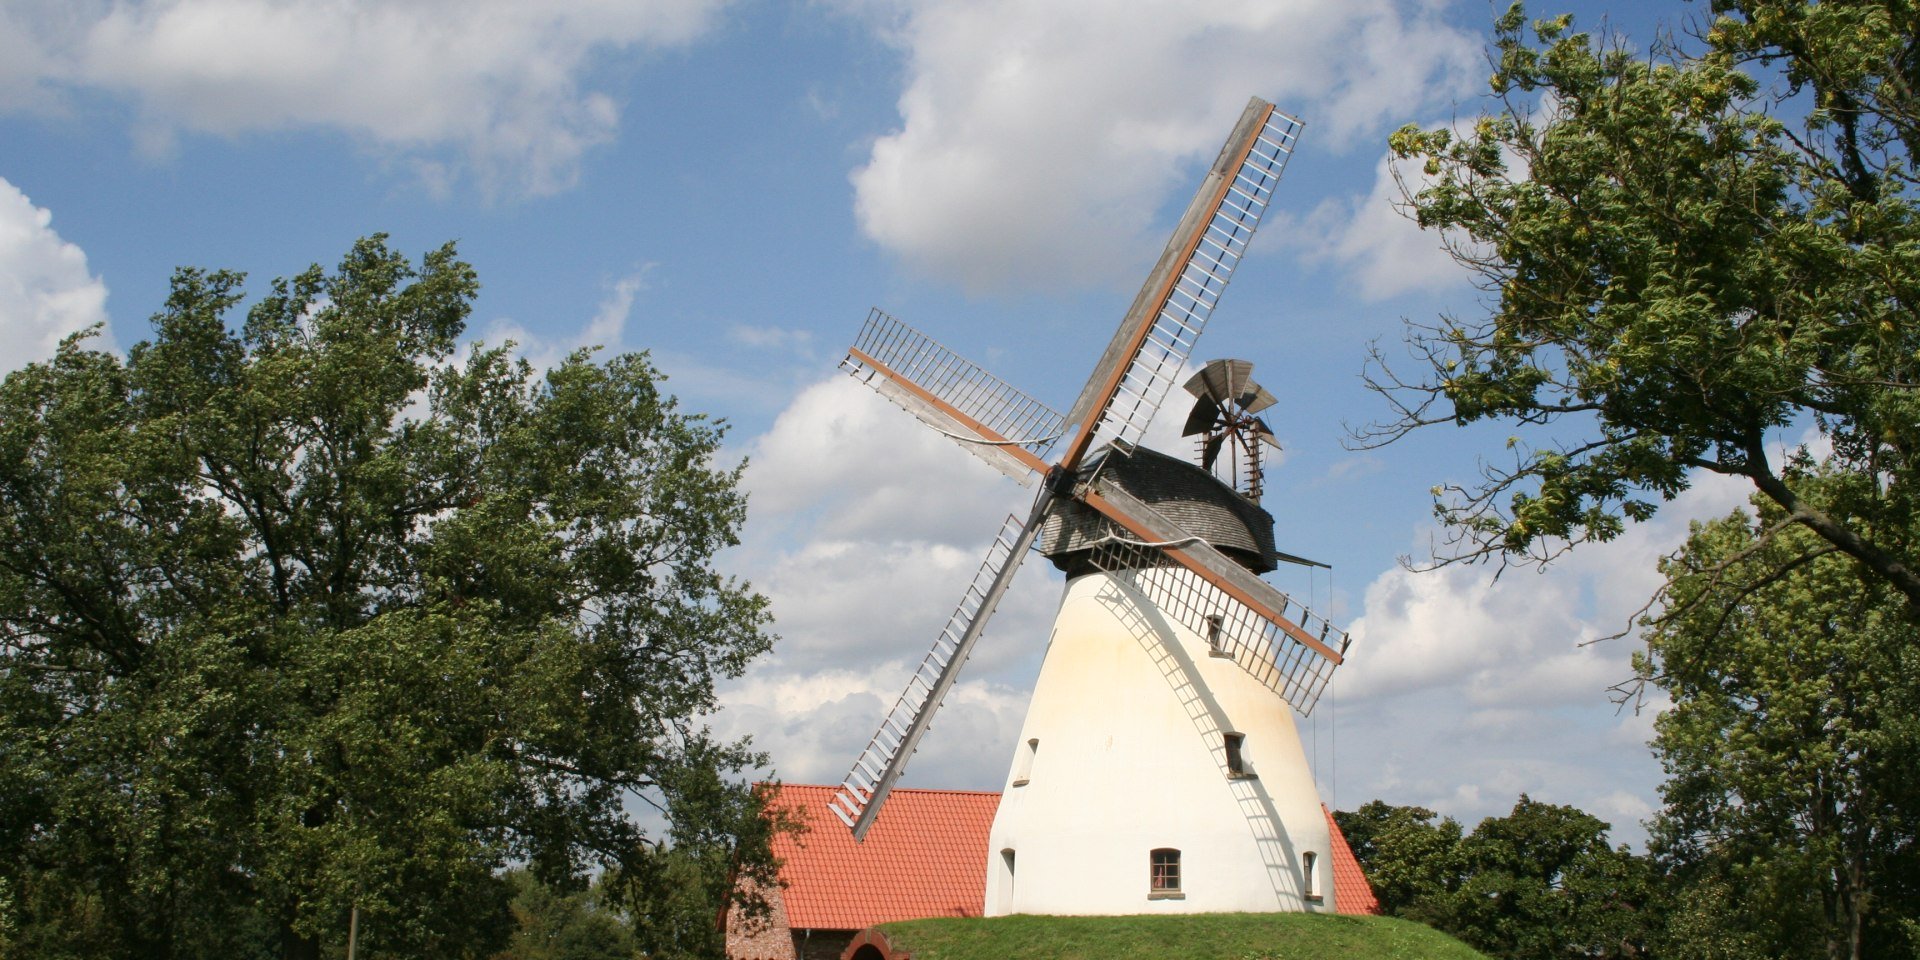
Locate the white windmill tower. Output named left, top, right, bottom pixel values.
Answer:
left=828, top=98, right=1354, bottom=915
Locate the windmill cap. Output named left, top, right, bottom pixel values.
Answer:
left=1038, top=444, right=1280, bottom=576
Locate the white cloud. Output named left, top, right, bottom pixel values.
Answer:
left=1288, top=144, right=1469, bottom=301
left=842, top=0, right=1480, bottom=293
left=742, top=377, right=1021, bottom=535
left=3, top=0, right=731, bottom=195
left=482, top=264, right=653, bottom=372
left=1313, top=469, right=1754, bottom=842
left=0, top=177, right=112, bottom=372
left=736, top=378, right=1062, bottom=677
left=718, top=668, right=1031, bottom=788
left=1344, top=469, right=1751, bottom=703
left=582, top=268, right=651, bottom=350
left=476, top=264, right=790, bottom=416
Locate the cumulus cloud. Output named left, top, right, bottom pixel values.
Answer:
left=3, top=0, right=731, bottom=195
left=1288, top=144, right=1469, bottom=301
left=1315, top=469, right=1754, bottom=840
left=842, top=0, right=1481, bottom=293
left=0, top=177, right=112, bottom=372
left=720, top=666, right=1032, bottom=788
left=1344, top=469, right=1752, bottom=702
left=483, top=264, right=655, bottom=372
left=742, top=377, right=1024, bottom=537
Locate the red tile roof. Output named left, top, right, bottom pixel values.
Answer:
left=1324, top=805, right=1381, bottom=915
left=764, top=784, right=1000, bottom=931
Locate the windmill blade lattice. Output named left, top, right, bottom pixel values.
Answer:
left=843, top=309, right=1066, bottom=484
left=1083, top=535, right=1348, bottom=715
left=1074, top=475, right=1346, bottom=712
left=1065, top=104, right=1302, bottom=464
left=828, top=511, right=1041, bottom=837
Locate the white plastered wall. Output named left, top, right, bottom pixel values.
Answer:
left=983, top=570, right=1334, bottom=915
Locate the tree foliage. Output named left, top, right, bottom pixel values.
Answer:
left=0, top=237, right=777, bottom=959
left=1334, top=800, right=1465, bottom=919
left=1443, top=797, right=1654, bottom=960
left=491, top=870, right=635, bottom=960
left=1337, top=796, right=1654, bottom=960
left=1364, top=0, right=1920, bottom=615
left=1643, top=483, right=1920, bottom=960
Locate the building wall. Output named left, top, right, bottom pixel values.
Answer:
left=984, top=570, right=1335, bottom=916
left=725, top=875, right=797, bottom=960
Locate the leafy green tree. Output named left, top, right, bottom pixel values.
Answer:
left=1340, top=797, right=1654, bottom=960
left=0, top=237, right=777, bottom=959
left=612, top=766, right=791, bottom=959
left=1362, top=1, right=1920, bottom=615
left=1334, top=801, right=1466, bottom=920
left=493, top=870, right=635, bottom=960
left=1439, top=797, right=1655, bottom=960
left=1643, top=485, right=1920, bottom=960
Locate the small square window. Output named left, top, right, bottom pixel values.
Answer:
left=1206, top=615, right=1229, bottom=657
left=1012, top=738, right=1038, bottom=787
left=1224, top=733, right=1252, bottom=778
left=1149, top=848, right=1183, bottom=899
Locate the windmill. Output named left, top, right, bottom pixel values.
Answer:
left=830, top=98, right=1354, bottom=912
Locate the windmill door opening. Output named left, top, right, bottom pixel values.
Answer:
left=999, top=848, right=1016, bottom=908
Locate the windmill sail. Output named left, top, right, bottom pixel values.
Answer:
left=843, top=309, right=1063, bottom=484
left=829, top=510, right=1044, bottom=839
left=1061, top=100, right=1302, bottom=468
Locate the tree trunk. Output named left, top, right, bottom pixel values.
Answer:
left=280, top=920, right=320, bottom=960
left=1844, top=856, right=1866, bottom=960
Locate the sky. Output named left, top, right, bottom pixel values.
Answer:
left=0, top=0, right=1751, bottom=847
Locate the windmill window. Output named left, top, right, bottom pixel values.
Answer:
left=1302, top=851, right=1320, bottom=902
left=1012, top=738, right=1038, bottom=787
left=1206, top=614, right=1229, bottom=657
left=1224, top=732, right=1253, bottom=779
left=1148, top=848, right=1183, bottom=899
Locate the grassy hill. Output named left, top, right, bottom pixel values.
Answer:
left=868, top=912, right=1489, bottom=960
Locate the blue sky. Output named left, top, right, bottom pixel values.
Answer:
left=0, top=0, right=1737, bottom=845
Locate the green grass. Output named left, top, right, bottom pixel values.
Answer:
left=869, top=912, right=1489, bottom=960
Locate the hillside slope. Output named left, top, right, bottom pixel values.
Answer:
left=868, top=912, right=1489, bottom=960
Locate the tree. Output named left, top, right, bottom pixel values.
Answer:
left=1643, top=484, right=1920, bottom=960
left=0, top=236, right=778, bottom=959
left=1362, top=1, right=1920, bottom=617
left=492, top=870, right=635, bottom=960
left=1338, top=797, right=1654, bottom=959
left=1438, top=797, right=1655, bottom=960
left=1333, top=800, right=1466, bottom=920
